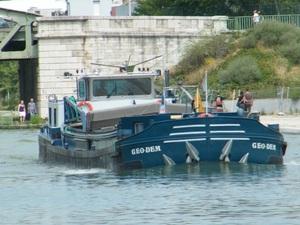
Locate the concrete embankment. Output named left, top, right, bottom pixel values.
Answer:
left=260, top=115, right=300, bottom=134
left=0, top=124, right=42, bottom=129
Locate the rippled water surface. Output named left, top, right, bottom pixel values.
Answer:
left=0, top=130, right=300, bottom=225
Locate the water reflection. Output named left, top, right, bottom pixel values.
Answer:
left=114, top=162, right=286, bottom=185
left=119, top=161, right=283, bottom=176
left=58, top=160, right=287, bottom=189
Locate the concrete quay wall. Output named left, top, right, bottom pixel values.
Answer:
left=224, top=98, right=300, bottom=115
left=36, top=16, right=228, bottom=117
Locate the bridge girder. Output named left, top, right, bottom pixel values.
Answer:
left=0, top=8, right=41, bottom=60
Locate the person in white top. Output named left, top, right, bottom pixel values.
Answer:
left=252, top=10, right=260, bottom=25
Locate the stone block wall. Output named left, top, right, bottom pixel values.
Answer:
left=36, top=16, right=228, bottom=117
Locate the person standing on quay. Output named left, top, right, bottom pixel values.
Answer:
left=214, top=93, right=224, bottom=112
left=236, top=91, right=245, bottom=111
left=27, top=98, right=37, bottom=119
left=244, top=89, right=253, bottom=113
left=18, top=100, right=26, bottom=123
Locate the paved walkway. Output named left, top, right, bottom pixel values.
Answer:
left=260, top=115, right=300, bottom=134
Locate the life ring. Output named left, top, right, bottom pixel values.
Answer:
left=77, top=101, right=93, bottom=111
left=199, top=113, right=213, bottom=118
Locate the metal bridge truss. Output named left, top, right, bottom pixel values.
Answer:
left=0, top=8, right=40, bottom=60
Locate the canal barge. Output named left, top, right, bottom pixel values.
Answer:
left=39, top=72, right=287, bottom=169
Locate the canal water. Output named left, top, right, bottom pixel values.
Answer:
left=0, top=130, right=299, bottom=225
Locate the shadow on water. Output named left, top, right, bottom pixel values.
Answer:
left=53, top=161, right=288, bottom=191
left=116, top=162, right=286, bottom=180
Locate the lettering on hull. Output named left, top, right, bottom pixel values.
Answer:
left=131, top=145, right=161, bottom=155
left=252, top=142, right=276, bottom=151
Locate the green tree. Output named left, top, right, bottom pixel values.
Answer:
left=135, top=0, right=257, bottom=16
left=134, top=0, right=299, bottom=16
left=0, top=61, right=19, bottom=109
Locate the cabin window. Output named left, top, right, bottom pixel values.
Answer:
left=78, top=80, right=86, bottom=100
left=93, top=78, right=152, bottom=97
left=48, top=108, right=52, bottom=126
left=134, top=122, right=144, bottom=134
left=54, top=108, right=57, bottom=127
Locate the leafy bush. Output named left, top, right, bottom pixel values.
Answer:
left=244, top=21, right=300, bottom=66
left=1, top=94, right=19, bottom=110
left=174, top=35, right=233, bottom=75
left=280, top=43, right=300, bottom=65
left=279, top=29, right=300, bottom=45
left=30, top=115, right=44, bottom=125
left=205, top=35, right=233, bottom=58
left=175, top=41, right=206, bottom=75
left=241, top=21, right=300, bottom=49
left=0, top=61, right=19, bottom=110
left=218, top=56, right=262, bottom=86
left=240, top=33, right=256, bottom=49
left=0, top=116, right=13, bottom=125
left=252, top=21, right=294, bottom=47
left=289, top=87, right=300, bottom=101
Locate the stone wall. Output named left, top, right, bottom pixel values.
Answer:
left=36, top=16, right=228, bottom=117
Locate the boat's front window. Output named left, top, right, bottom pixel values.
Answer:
left=92, top=78, right=152, bottom=97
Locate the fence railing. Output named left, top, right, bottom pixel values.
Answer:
left=227, top=14, right=300, bottom=30
left=215, top=86, right=300, bottom=101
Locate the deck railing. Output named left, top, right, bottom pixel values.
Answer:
left=227, top=14, right=300, bottom=30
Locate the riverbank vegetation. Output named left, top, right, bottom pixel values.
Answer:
left=0, top=61, right=19, bottom=110
left=171, top=21, right=300, bottom=98
left=0, top=112, right=45, bottom=128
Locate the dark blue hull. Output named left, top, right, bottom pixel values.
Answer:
left=117, top=114, right=286, bottom=169
left=39, top=113, right=287, bottom=170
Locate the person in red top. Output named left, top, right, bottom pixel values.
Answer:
left=18, top=100, right=26, bottom=123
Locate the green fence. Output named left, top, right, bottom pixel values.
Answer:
left=227, top=14, right=300, bottom=30
left=216, top=86, right=300, bottom=101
